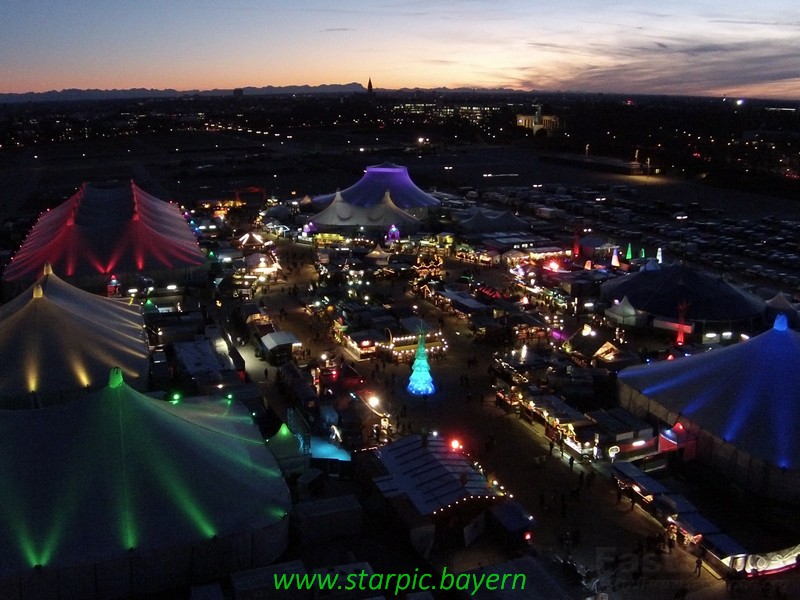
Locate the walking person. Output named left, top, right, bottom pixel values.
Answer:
left=694, top=555, right=703, bottom=577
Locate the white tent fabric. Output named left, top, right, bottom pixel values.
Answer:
left=372, top=434, right=497, bottom=516
left=365, top=245, right=393, bottom=266
left=765, top=292, right=796, bottom=311
left=0, top=368, right=291, bottom=595
left=765, top=292, right=800, bottom=327
left=310, top=190, right=421, bottom=232
left=0, top=265, right=149, bottom=408
left=605, top=296, right=647, bottom=326
left=261, top=331, right=301, bottom=351
left=310, top=162, right=439, bottom=215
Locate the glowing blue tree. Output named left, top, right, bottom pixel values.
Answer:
left=407, top=334, right=435, bottom=396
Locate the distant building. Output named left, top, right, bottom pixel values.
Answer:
left=516, top=105, right=560, bottom=136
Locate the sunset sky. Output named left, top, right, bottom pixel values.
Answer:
left=2, top=0, right=798, bottom=99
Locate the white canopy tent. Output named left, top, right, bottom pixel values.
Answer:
left=0, top=264, right=149, bottom=408
left=310, top=190, right=421, bottom=233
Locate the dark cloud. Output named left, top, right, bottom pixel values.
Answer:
left=514, top=37, right=800, bottom=96
left=710, top=18, right=800, bottom=28
left=526, top=41, right=569, bottom=50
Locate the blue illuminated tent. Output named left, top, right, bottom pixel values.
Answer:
left=311, top=162, right=439, bottom=218
left=618, top=315, right=800, bottom=500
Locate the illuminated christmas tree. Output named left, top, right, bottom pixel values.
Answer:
left=407, top=334, right=435, bottom=395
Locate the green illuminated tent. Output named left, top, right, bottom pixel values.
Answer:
left=0, top=368, right=291, bottom=598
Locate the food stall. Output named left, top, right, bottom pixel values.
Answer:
left=651, top=492, right=698, bottom=526
left=701, top=533, right=748, bottom=575
left=669, top=512, right=721, bottom=549
left=612, top=461, right=671, bottom=506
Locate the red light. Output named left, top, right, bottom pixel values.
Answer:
left=524, top=531, right=532, bottom=541
left=547, top=260, right=559, bottom=271
left=450, top=439, right=461, bottom=450
left=675, top=422, right=684, bottom=431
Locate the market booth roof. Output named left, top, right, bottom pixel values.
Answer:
left=2, top=181, right=205, bottom=287
left=261, top=331, right=301, bottom=351
left=371, top=434, right=497, bottom=517
left=311, top=162, right=440, bottom=211
left=0, top=265, right=149, bottom=408
left=0, top=368, right=291, bottom=596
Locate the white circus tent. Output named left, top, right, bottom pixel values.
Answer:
left=0, top=264, right=149, bottom=408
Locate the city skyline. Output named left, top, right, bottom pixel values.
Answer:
left=1, top=1, right=799, bottom=100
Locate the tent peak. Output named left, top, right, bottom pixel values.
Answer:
left=774, top=313, right=789, bottom=332
left=43, top=262, right=54, bottom=276
left=32, top=284, right=43, bottom=299
left=108, top=367, right=125, bottom=389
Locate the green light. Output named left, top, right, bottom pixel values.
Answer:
left=121, top=507, right=137, bottom=551
left=267, top=506, right=288, bottom=519
left=170, top=393, right=181, bottom=404
left=137, top=428, right=217, bottom=538
left=0, top=441, right=84, bottom=569
left=108, top=367, right=124, bottom=389
left=115, top=398, right=138, bottom=551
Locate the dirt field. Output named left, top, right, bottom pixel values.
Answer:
left=2, top=131, right=797, bottom=224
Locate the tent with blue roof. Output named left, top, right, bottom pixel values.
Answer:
left=618, top=314, right=800, bottom=501
left=311, top=162, right=439, bottom=219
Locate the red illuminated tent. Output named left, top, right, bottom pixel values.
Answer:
left=2, top=181, right=205, bottom=290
